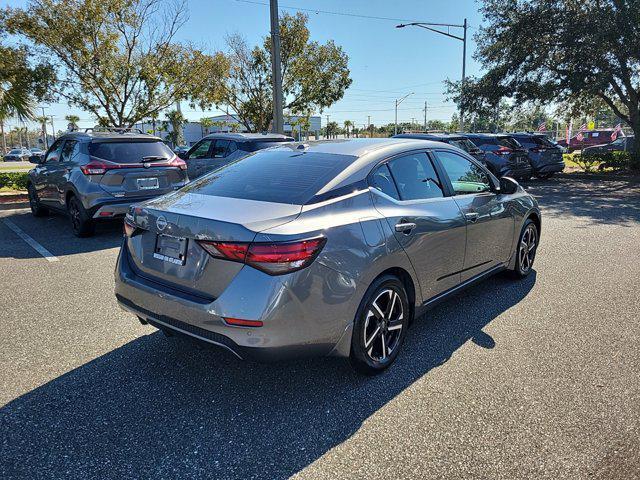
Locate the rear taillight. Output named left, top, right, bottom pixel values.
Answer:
left=81, top=160, right=118, bottom=175
left=167, top=156, right=187, bottom=170
left=197, top=237, right=326, bottom=275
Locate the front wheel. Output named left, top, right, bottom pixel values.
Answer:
left=510, top=219, right=538, bottom=278
left=67, top=196, right=95, bottom=237
left=350, top=276, right=410, bottom=375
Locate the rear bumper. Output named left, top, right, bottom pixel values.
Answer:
left=535, top=162, right=565, bottom=174
left=92, top=201, right=137, bottom=219
left=114, top=241, right=355, bottom=362
left=501, top=165, right=532, bottom=179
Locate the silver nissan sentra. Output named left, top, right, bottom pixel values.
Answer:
left=115, top=138, right=540, bottom=373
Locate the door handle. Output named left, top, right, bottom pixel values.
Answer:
left=465, top=212, right=479, bottom=223
left=395, top=222, right=417, bottom=234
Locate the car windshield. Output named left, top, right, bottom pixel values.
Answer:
left=182, top=149, right=356, bottom=205
left=245, top=139, right=292, bottom=151
left=8, top=149, right=21, bottom=154
left=89, top=141, right=174, bottom=163
left=449, top=138, right=480, bottom=152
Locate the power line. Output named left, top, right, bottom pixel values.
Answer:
left=234, top=0, right=461, bottom=25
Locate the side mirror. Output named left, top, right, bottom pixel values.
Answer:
left=29, top=154, right=43, bottom=164
left=499, top=176, right=519, bottom=195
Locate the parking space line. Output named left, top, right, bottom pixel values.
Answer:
left=2, top=218, right=59, bottom=262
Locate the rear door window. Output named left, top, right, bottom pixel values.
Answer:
left=387, top=152, right=444, bottom=200
left=212, top=140, right=231, bottom=158
left=60, top=140, right=79, bottom=162
left=184, top=150, right=355, bottom=205
left=369, top=164, right=400, bottom=200
left=89, top=141, right=174, bottom=163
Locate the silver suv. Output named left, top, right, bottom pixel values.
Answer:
left=115, top=138, right=541, bottom=374
left=27, top=129, right=188, bottom=236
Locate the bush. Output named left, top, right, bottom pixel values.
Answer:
left=567, top=153, right=600, bottom=173
left=0, top=172, right=29, bottom=190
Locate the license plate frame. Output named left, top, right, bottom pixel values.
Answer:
left=137, top=177, right=159, bottom=190
left=153, top=234, right=188, bottom=265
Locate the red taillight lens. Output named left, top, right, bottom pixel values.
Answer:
left=496, top=146, right=512, bottom=155
left=197, top=237, right=326, bottom=275
left=168, top=156, right=187, bottom=170
left=224, top=317, right=263, bottom=328
left=123, top=217, right=137, bottom=237
left=81, top=160, right=118, bottom=175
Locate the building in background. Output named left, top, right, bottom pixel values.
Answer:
left=136, top=114, right=321, bottom=147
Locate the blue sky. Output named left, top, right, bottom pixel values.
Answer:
left=4, top=0, right=485, bottom=130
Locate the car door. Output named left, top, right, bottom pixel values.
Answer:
left=35, top=139, right=64, bottom=206
left=433, top=149, right=515, bottom=282
left=185, top=139, right=215, bottom=180
left=48, top=139, right=79, bottom=208
left=369, top=151, right=467, bottom=301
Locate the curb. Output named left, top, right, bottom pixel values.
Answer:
left=0, top=191, right=29, bottom=209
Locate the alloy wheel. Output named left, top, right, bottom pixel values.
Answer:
left=69, top=200, right=81, bottom=232
left=363, top=288, right=404, bottom=362
left=519, top=224, right=537, bottom=273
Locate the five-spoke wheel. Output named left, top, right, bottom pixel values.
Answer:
left=512, top=219, right=538, bottom=278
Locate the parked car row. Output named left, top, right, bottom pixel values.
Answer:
left=395, top=132, right=565, bottom=180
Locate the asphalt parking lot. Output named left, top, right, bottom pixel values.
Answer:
left=1, top=175, right=639, bottom=479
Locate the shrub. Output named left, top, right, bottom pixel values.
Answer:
left=567, top=153, right=600, bottom=173
left=0, top=172, right=29, bottom=190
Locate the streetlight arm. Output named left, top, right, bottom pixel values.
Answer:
left=397, top=22, right=464, bottom=42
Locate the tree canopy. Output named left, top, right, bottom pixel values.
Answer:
left=3, top=0, right=228, bottom=128
left=451, top=0, right=640, bottom=152
left=222, top=12, right=352, bottom=132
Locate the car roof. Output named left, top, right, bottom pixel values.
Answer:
left=393, top=133, right=469, bottom=141
left=59, top=129, right=163, bottom=142
left=202, top=132, right=294, bottom=142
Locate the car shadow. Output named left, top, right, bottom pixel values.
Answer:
left=0, top=211, right=123, bottom=259
left=524, top=174, right=640, bottom=226
left=1, top=272, right=536, bottom=479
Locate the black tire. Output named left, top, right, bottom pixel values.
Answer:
left=67, top=195, right=95, bottom=237
left=350, top=275, right=411, bottom=375
left=509, top=219, right=538, bottom=278
left=536, top=172, right=554, bottom=180
left=27, top=183, right=48, bottom=217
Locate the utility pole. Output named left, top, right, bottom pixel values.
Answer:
left=41, top=107, right=48, bottom=149
left=50, top=116, right=56, bottom=141
left=22, top=120, right=30, bottom=148
left=394, top=92, right=414, bottom=135
left=325, top=114, right=330, bottom=138
left=423, top=101, right=427, bottom=131
left=396, top=19, right=467, bottom=131
left=270, top=0, right=284, bottom=134
left=367, top=115, right=371, bottom=138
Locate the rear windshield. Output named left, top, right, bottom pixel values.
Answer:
left=243, top=139, right=292, bottom=152
left=497, top=137, right=523, bottom=149
left=514, top=135, right=556, bottom=149
left=89, top=141, right=174, bottom=163
left=183, top=150, right=355, bottom=205
left=449, top=138, right=480, bottom=152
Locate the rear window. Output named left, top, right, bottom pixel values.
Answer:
left=515, top=136, right=556, bottom=149
left=449, top=138, right=480, bottom=152
left=9, top=149, right=21, bottom=155
left=183, top=150, right=355, bottom=205
left=497, top=137, right=523, bottom=150
left=89, top=141, right=174, bottom=163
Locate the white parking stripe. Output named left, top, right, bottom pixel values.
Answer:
left=2, top=219, right=59, bottom=262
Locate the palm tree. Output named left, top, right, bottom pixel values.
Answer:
left=343, top=120, right=353, bottom=138
left=163, top=110, right=186, bottom=147
left=200, top=117, right=214, bottom=136
left=65, top=114, right=80, bottom=131
left=35, top=115, right=49, bottom=148
left=0, top=81, right=37, bottom=154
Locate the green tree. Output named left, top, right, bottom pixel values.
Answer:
left=65, top=114, right=80, bottom=131
left=343, top=120, right=353, bottom=138
left=200, top=117, right=214, bottom=136
left=455, top=0, right=640, bottom=166
left=0, top=43, right=55, bottom=152
left=223, top=12, right=351, bottom=132
left=163, top=109, right=185, bottom=147
left=3, top=0, right=228, bottom=128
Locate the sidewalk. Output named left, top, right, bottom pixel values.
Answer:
left=0, top=190, right=29, bottom=209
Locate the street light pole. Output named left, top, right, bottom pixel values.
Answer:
left=396, top=19, right=468, bottom=131
left=270, top=0, right=284, bottom=134
left=394, top=92, right=414, bottom=135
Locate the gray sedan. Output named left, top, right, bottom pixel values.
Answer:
left=115, top=138, right=541, bottom=373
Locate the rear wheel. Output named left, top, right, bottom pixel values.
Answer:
left=350, top=275, right=410, bottom=375
left=27, top=183, right=48, bottom=217
left=510, top=219, right=538, bottom=278
left=67, top=195, right=95, bottom=237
